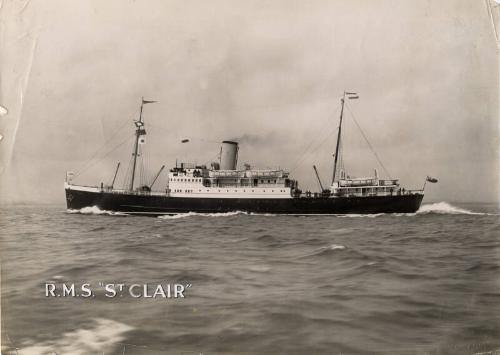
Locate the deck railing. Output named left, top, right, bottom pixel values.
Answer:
left=297, top=189, right=424, bottom=198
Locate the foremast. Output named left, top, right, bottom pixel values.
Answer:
left=129, top=98, right=156, bottom=191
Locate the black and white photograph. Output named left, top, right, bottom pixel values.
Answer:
left=1, top=0, right=499, bottom=354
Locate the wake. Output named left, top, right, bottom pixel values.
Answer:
left=158, top=211, right=246, bottom=219
left=66, top=203, right=493, bottom=218
left=416, top=202, right=491, bottom=216
left=330, top=202, right=492, bottom=217
left=66, top=206, right=127, bottom=216
left=14, top=318, right=132, bottom=355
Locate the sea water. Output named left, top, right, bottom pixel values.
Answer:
left=1, top=202, right=500, bottom=354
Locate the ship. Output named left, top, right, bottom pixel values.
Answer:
left=65, top=92, right=434, bottom=215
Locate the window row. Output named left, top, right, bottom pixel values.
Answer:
left=172, top=189, right=288, bottom=193
left=171, top=178, right=202, bottom=182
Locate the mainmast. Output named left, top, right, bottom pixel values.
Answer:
left=332, top=91, right=358, bottom=184
left=129, top=97, right=156, bottom=191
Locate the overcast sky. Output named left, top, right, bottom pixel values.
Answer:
left=0, top=0, right=498, bottom=204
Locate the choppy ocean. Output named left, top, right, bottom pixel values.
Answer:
left=1, top=202, right=500, bottom=355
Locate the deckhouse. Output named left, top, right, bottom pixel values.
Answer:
left=168, top=141, right=296, bottom=198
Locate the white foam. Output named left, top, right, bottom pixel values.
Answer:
left=335, top=213, right=385, bottom=218
left=325, top=244, right=346, bottom=250
left=249, top=212, right=278, bottom=216
left=158, top=211, right=246, bottom=219
left=67, top=202, right=493, bottom=218
left=416, top=202, right=487, bottom=215
left=66, top=206, right=126, bottom=216
left=333, top=202, right=492, bottom=217
left=18, top=318, right=133, bottom=355
left=247, top=265, right=271, bottom=272
left=299, top=244, right=346, bottom=258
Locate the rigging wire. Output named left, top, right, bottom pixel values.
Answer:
left=290, top=125, right=338, bottom=173
left=148, top=123, right=220, bottom=145
left=144, top=145, right=148, bottom=187
left=201, top=152, right=222, bottom=168
left=139, top=141, right=145, bottom=187
left=289, top=103, right=342, bottom=173
left=345, top=103, right=392, bottom=179
left=145, top=144, right=154, bottom=187
left=72, top=120, right=132, bottom=178
left=142, top=143, right=151, bottom=187
left=73, top=133, right=135, bottom=180
left=338, top=131, right=345, bottom=178
left=139, top=147, right=144, bottom=187
left=122, top=152, right=134, bottom=190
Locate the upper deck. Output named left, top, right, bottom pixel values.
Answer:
left=167, top=163, right=295, bottom=198
left=330, top=176, right=421, bottom=197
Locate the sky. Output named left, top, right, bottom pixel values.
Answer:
left=0, top=0, right=498, bottom=204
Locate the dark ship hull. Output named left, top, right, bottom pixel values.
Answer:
left=65, top=188, right=424, bottom=215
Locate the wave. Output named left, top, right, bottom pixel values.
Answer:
left=158, top=211, right=246, bottom=219
left=247, top=265, right=271, bottom=272
left=300, top=244, right=346, bottom=258
left=325, top=244, right=346, bottom=250
left=416, top=202, right=489, bottom=216
left=66, top=206, right=127, bottom=216
left=334, top=202, right=492, bottom=217
left=17, top=318, right=133, bottom=355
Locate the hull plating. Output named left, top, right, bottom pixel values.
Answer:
left=65, top=189, right=424, bottom=215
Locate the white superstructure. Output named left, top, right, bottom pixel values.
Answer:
left=167, top=160, right=295, bottom=199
